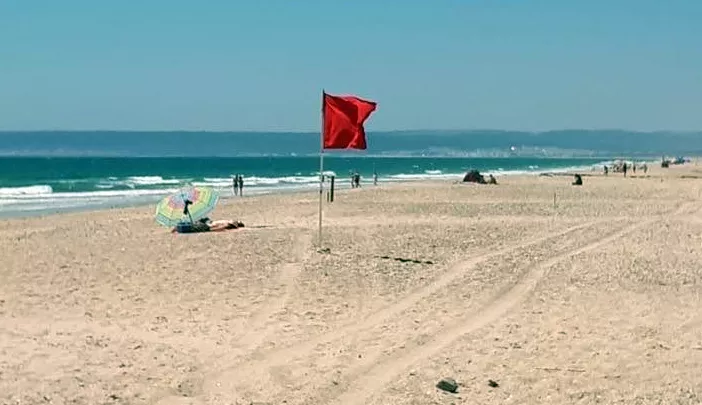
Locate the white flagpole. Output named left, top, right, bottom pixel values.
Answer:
left=318, top=90, right=325, bottom=248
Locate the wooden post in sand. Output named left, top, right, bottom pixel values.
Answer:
left=553, top=192, right=557, bottom=208
left=330, top=175, right=335, bottom=202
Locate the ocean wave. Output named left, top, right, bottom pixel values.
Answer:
left=306, top=171, right=337, bottom=177
left=88, top=176, right=187, bottom=190
left=126, top=176, right=181, bottom=186
left=0, top=185, right=53, bottom=196
left=0, top=198, right=23, bottom=206
left=197, top=178, right=233, bottom=187
left=0, top=185, right=289, bottom=213
left=1, top=187, right=179, bottom=201
left=197, top=175, right=322, bottom=187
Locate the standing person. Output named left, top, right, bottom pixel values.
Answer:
left=622, top=162, right=628, bottom=177
left=604, top=165, right=608, bottom=176
left=232, top=176, right=239, bottom=196
left=238, top=174, right=244, bottom=196
left=354, top=173, right=361, bottom=188
left=373, top=171, right=378, bottom=186
left=643, top=163, right=648, bottom=174
left=350, top=172, right=356, bottom=188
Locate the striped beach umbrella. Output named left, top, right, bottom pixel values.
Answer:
left=155, top=186, right=219, bottom=227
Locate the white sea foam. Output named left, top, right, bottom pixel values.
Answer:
left=0, top=198, right=23, bottom=206
left=196, top=175, right=321, bottom=188
left=0, top=185, right=53, bottom=196
left=126, top=176, right=181, bottom=186
left=1, top=187, right=178, bottom=201
left=0, top=187, right=183, bottom=215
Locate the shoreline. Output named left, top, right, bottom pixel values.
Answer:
left=0, top=171, right=584, bottom=221
left=0, top=156, right=674, bottom=220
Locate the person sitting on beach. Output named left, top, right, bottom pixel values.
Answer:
left=172, top=218, right=245, bottom=233
left=572, top=174, right=583, bottom=186
left=487, top=174, right=498, bottom=185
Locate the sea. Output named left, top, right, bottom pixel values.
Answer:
left=0, top=155, right=608, bottom=218
left=0, top=129, right=670, bottom=218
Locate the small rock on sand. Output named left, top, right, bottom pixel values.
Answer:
left=436, top=378, right=458, bottom=393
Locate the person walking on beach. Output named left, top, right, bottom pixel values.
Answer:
left=604, top=165, right=608, bottom=176
left=238, top=174, right=244, bottom=196
left=373, top=171, right=378, bottom=186
left=232, top=176, right=239, bottom=196
left=622, top=162, right=628, bottom=177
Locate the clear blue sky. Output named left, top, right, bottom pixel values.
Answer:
left=1, top=0, right=700, bottom=131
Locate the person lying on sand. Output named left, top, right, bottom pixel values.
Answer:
left=208, top=219, right=245, bottom=231
left=172, top=218, right=245, bottom=233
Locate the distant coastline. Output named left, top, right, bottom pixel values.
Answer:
left=0, top=130, right=699, bottom=158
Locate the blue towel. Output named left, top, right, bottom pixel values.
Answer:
left=176, top=222, right=194, bottom=233
left=175, top=221, right=210, bottom=233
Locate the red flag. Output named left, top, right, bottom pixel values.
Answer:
left=323, top=92, right=377, bottom=150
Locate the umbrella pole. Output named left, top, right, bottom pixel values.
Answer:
left=184, top=200, right=194, bottom=223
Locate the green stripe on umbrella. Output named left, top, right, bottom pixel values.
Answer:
left=155, top=186, right=219, bottom=227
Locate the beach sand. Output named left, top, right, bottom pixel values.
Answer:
left=2, top=163, right=702, bottom=404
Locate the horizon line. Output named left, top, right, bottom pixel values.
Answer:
left=0, top=128, right=701, bottom=134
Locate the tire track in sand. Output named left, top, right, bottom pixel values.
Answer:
left=326, top=202, right=696, bottom=405
left=154, top=232, right=312, bottom=405
left=216, top=231, right=312, bottom=362
left=205, top=219, right=608, bottom=396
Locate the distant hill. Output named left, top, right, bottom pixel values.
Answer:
left=0, top=130, right=700, bottom=157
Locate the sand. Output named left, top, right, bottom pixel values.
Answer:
left=2, top=163, right=702, bottom=404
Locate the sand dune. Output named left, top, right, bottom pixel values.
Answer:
left=2, top=164, right=702, bottom=404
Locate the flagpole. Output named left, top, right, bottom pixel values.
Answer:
left=318, top=90, right=325, bottom=248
